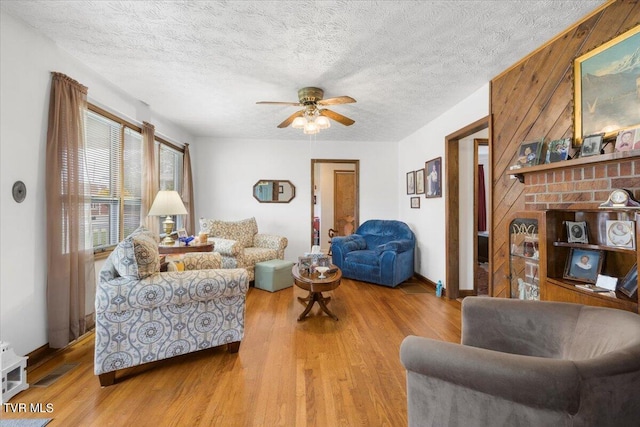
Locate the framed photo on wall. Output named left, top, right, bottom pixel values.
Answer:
left=406, top=171, right=415, bottom=195
left=415, top=168, right=425, bottom=194
left=410, top=197, right=420, bottom=209
left=574, top=26, right=640, bottom=143
left=563, top=248, right=604, bottom=284
left=425, top=157, right=442, bottom=198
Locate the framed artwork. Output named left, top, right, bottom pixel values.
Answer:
left=425, top=157, right=442, bottom=198
left=615, top=127, right=640, bottom=152
left=566, top=220, right=588, bottom=244
left=515, top=139, right=543, bottom=167
left=410, top=197, right=420, bottom=209
left=406, top=171, right=415, bottom=195
left=574, top=26, right=640, bottom=143
left=606, top=220, right=635, bottom=249
left=618, top=264, right=638, bottom=298
left=177, top=229, right=188, bottom=239
left=415, top=168, right=425, bottom=194
left=563, top=248, right=605, bottom=284
left=545, top=138, right=571, bottom=163
left=580, top=133, right=604, bottom=157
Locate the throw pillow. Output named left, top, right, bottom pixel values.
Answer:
left=112, top=228, right=160, bottom=279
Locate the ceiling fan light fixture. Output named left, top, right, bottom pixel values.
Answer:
left=316, top=115, right=331, bottom=129
left=291, top=116, right=306, bottom=129
left=303, top=121, right=319, bottom=134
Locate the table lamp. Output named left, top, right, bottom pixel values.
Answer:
left=148, top=190, right=188, bottom=246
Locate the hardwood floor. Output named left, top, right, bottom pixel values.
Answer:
left=1, top=279, right=462, bottom=426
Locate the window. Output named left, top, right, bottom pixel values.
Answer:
left=85, top=106, right=184, bottom=251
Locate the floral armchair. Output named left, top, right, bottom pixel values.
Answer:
left=94, top=226, right=249, bottom=386
left=199, top=217, right=287, bottom=281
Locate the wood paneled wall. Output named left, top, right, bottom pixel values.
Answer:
left=490, top=0, right=640, bottom=298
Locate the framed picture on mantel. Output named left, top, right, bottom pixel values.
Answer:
left=574, top=26, right=640, bottom=143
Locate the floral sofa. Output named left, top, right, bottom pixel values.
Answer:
left=199, top=217, right=288, bottom=281
left=94, top=226, right=249, bottom=386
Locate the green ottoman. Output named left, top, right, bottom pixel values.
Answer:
left=255, top=259, right=295, bottom=292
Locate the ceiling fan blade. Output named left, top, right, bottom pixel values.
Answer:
left=319, top=109, right=355, bottom=126
left=277, top=110, right=304, bottom=128
left=256, top=101, right=302, bottom=106
left=317, top=96, right=356, bottom=106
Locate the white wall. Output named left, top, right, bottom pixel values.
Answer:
left=191, top=138, right=398, bottom=261
left=0, top=12, right=193, bottom=355
left=398, top=84, right=489, bottom=288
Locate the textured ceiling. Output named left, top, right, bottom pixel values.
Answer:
left=1, top=1, right=604, bottom=142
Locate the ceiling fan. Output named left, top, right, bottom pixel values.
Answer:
left=257, top=87, right=356, bottom=134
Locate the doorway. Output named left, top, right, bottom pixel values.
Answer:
left=310, top=159, right=360, bottom=253
left=474, top=138, right=489, bottom=296
left=444, top=116, right=490, bottom=299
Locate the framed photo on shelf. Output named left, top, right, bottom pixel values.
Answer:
left=566, top=220, right=588, bottom=244
left=614, top=127, right=640, bottom=152
left=425, top=157, right=442, bottom=198
left=605, top=220, right=635, bottom=249
left=298, top=256, right=312, bottom=274
left=415, top=168, right=425, bottom=194
left=406, top=171, right=415, bottom=195
left=580, top=133, right=604, bottom=157
left=545, top=138, right=571, bottom=163
left=177, top=229, right=188, bottom=239
left=574, top=26, right=640, bottom=143
left=563, top=248, right=604, bottom=284
left=515, top=139, right=543, bottom=167
left=410, top=197, right=420, bottom=209
left=317, top=256, right=331, bottom=267
left=618, top=264, right=638, bottom=298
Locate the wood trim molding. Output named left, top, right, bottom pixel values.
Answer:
left=445, top=116, right=490, bottom=300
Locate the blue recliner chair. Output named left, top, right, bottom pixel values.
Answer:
left=331, top=219, right=415, bottom=287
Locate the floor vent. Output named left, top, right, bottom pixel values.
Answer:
left=33, top=363, right=79, bottom=387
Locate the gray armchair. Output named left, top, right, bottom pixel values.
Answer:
left=400, top=297, right=640, bottom=427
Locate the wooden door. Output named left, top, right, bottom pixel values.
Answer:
left=334, top=170, right=356, bottom=236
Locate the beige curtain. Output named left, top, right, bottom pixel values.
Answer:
left=182, top=144, right=196, bottom=234
left=141, top=121, right=159, bottom=233
left=46, top=72, right=95, bottom=348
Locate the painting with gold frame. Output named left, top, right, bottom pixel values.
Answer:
left=573, top=26, right=640, bottom=144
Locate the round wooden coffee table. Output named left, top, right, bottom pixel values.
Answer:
left=292, top=264, right=342, bottom=321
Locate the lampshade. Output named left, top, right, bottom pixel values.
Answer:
left=316, top=115, right=331, bottom=129
left=148, top=190, right=188, bottom=216
left=148, top=190, right=187, bottom=246
left=291, top=116, right=306, bottom=129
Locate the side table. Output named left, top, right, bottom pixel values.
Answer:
left=158, top=242, right=214, bottom=255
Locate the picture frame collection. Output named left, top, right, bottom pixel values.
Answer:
left=406, top=156, right=442, bottom=208
left=560, top=219, right=637, bottom=297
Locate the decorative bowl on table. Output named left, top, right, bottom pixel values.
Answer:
left=315, top=266, right=330, bottom=279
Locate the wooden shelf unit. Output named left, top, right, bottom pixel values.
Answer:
left=542, top=209, right=639, bottom=313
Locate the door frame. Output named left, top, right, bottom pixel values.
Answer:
left=445, top=116, right=490, bottom=299
left=310, top=159, right=360, bottom=248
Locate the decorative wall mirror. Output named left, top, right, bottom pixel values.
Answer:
left=253, top=180, right=295, bottom=203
